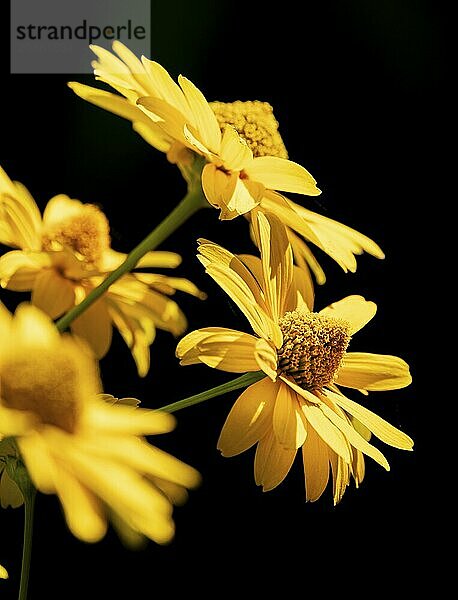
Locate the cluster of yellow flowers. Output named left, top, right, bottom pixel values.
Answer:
left=1, top=42, right=412, bottom=585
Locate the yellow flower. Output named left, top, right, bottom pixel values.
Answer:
left=0, top=564, right=7, bottom=579
left=176, top=213, right=413, bottom=503
left=69, top=42, right=383, bottom=279
left=0, top=165, right=204, bottom=376
left=0, top=303, right=200, bottom=543
left=0, top=439, right=24, bottom=508
left=70, top=42, right=319, bottom=219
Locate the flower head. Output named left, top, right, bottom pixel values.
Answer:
left=0, top=303, right=200, bottom=543
left=69, top=42, right=383, bottom=280
left=177, top=213, right=413, bottom=503
left=0, top=165, right=204, bottom=375
left=0, top=564, right=7, bottom=579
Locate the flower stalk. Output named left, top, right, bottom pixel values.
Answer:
left=159, top=371, right=266, bottom=413
left=7, top=458, right=36, bottom=600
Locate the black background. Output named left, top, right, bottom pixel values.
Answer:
left=1, top=1, right=441, bottom=597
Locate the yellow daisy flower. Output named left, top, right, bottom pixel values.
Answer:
left=0, top=439, right=23, bottom=508
left=69, top=42, right=383, bottom=279
left=0, top=302, right=200, bottom=543
left=0, top=564, right=7, bottom=579
left=176, top=212, right=413, bottom=503
left=0, top=165, right=204, bottom=376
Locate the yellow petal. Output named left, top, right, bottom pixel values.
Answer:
left=204, top=261, right=280, bottom=345
left=86, top=402, right=176, bottom=436
left=319, top=295, right=377, bottom=335
left=329, top=451, right=351, bottom=505
left=178, top=75, right=221, bottom=152
left=10, top=302, right=60, bottom=347
left=254, top=430, right=297, bottom=491
left=47, top=430, right=175, bottom=544
left=291, top=202, right=385, bottom=269
left=98, top=249, right=179, bottom=278
left=284, top=264, right=314, bottom=314
left=0, top=164, right=16, bottom=196
left=121, top=286, right=187, bottom=336
left=219, top=126, right=253, bottom=171
left=254, top=338, right=278, bottom=380
left=197, top=240, right=281, bottom=346
left=112, top=40, right=151, bottom=90
left=137, top=96, right=188, bottom=143
left=42, top=194, right=85, bottom=231
left=0, top=565, right=8, bottom=579
left=328, top=389, right=414, bottom=450
left=200, top=243, right=266, bottom=311
left=71, top=296, right=112, bottom=358
left=273, top=382, right=307, bottom=449
left=90, top=43, right=134, bottom=80
left=108, top=303, right=155, bottom=377
left=336, top=352, right=412, bottom=391
left=280, top=376, right=320, bottom=405
left=0, top=193, right=41, bottom=251
left=0, top=405, right=37, bottom=437
left=131, top=120, right=172, bottom=152
left=301, top=424, right=330, bottom=502
left=136, top=273, right=205, bottom=300
left=176, top=327, right=263, bottom=373
left=318, top=401, right=390, bottom=470
left=52, top=461, right=107, bottom=543
left=352, top=448, right=366, bottom=487
left=253, top=211, right=293, bottom=322
left=245, top=157, right=321, bottom=195
left=0, top=167, right=42, bottom=250
left=67, top=82, right=157, bottom=126
left=0, top=251, right=51, bottom=290
left=301, top=401, right=352, bottom=463
left=287, top=229, right=326, bottom=285
left=84, top=435, right=200, bottom=489
left=201, top=164, right=241, bottom=218
left=259, top=191, right=322, bottom=247
left=218, top=379, right=277, bottom=457
left=17, top=433, right=56, bottom=493
left=135, top=251, right=182, bottom=269
left=140, top=57, right=192, bottom=119
left=31, top=269, right=75, bottom=319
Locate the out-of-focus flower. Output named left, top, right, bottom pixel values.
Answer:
left=0, top=165, right=205, bottom=376
left=177, top=213, right=412, bottom=503
left=0, top=303, right=200, bottom=543
left=0, top=564, right=7, bottom=579
left=69, top=42, right=383, bottom=281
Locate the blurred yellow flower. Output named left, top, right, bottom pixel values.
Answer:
left=0, top=439, right=23, bottom=508
left=69, top=42, right=383, bottom=280
left=0, top=165, right=204, bottom=376
left=177, top=213, right=413, bottom=503
left=0, top=303, right=200, bottom=543
left=0, top=564, right=7, bottom=579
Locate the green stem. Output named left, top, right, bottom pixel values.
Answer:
left=159, top=372, right=266, bottom=413
left=18, top=480, right=36, bottom=600
left=56, top=186, right=206, bottom=332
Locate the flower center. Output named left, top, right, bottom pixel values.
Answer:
left=278, top=311, right=351, bottom=390
left=42, top=204, right=110, bottom=267
left=1, top=351, right=82, bottom=433
left=210, top=100, right=288, bottom=159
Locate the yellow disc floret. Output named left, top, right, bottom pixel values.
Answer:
left=278, top=311, right=351, bottom=390
left=42, top=204, right=110, bottom=267
left=210, top=100, right=288, bottom=159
